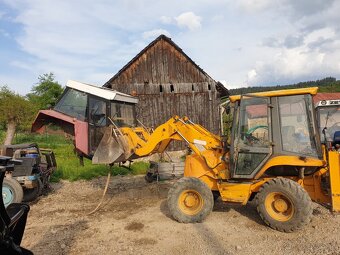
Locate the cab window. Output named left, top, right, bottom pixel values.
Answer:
left=54, top=88, right=88, bottom=121
left=278, top=95, right=318, bottom=157
left=111, top=102, right=136, bottom=127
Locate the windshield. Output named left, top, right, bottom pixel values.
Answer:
left=278, top=95, right=319, bottom=157
left=317, top=105, right=340, bottom=142
left=54, top=88, right=88, bottom=121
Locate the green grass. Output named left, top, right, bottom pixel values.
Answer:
left=2, top=131, right=150, bottom=182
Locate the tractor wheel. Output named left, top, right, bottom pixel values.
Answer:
left=167, top=177, right=213, bottom=223
left=255, top=177, right=312, bottom=232
left=2, top=178, right=24, bottom=207
left=23, top=179, right=43, bottom=202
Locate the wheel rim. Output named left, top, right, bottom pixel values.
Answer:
left=265, top=192, right=294, bottom=222
left=178, top=189, right=204, bottom=215
left=2, top=186, right=14, bottom=207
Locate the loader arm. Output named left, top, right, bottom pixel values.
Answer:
left=122, top=116, right=222, bottom=156
left=93, top=116, right=224, bottom=170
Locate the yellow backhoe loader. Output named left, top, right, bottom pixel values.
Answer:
left=32, top=82, right=340, bottom=232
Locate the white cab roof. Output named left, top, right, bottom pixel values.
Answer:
left=66, top=80, right=138, bottom=104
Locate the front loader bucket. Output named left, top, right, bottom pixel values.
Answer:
left=92, top=127, right=132, bottom=164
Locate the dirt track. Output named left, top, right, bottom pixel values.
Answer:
left=21, top=175, right=340, bottom=255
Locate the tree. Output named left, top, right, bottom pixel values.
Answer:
left=0, top=86, right=35, bottom=145
left=27, top=73, right=63, bottom=110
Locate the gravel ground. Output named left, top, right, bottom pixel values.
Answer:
left=21, top=175, right=340, bottom=255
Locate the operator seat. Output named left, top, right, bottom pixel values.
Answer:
left=333, top=131, right=340, bottom=147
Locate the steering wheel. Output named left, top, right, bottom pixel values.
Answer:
left=245, top=125, right=268, bottom=145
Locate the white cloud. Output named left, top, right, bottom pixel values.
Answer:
left=236, top=0, right=276, bottom=13
left=211, top=14, right=224, bottom=22
left=10, top=60, right=34, bottom=71
left=1, top=0, right=340, bottom=95
left=160, top=16, right=173, bottom=24
left=175, top=12, right=202, bottom=31
left=143, top=29, right=170, bottom=39
left=247, top=69, right=257, bottom=82
left=246, top=45, right=338, bottom=86
left=219, top=80, right=245, bottom=89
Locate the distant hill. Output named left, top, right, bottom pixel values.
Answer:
left=229, top=77, right=340, bottom=95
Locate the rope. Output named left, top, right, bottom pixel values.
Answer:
left=87, top=171, right=111, bottom=215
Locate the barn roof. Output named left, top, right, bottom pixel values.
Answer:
left=103, top=34, right=229, bottom=96
left=313, top=92, right=340, bottom=103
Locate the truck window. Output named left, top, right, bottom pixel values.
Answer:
left=278, top=95, right=318, bottom=157
left=54, top=88, right=88, bottom=121
left=111, top=102, right=136, bottom=127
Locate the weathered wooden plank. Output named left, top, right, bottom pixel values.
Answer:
left=105, top=36, right=227, bottom=151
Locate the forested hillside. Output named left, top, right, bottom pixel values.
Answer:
left=229, top=77, right=340, bottom=95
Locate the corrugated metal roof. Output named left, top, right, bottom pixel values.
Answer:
left=313, top=93, right=340, bottom=103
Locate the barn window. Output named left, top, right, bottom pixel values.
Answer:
left=192, top=84, right=195, bottom=91
left=159, top=84, right=163, bottom=93
left=170, top=84, right=174, bottom=93
left=208, top=84, right=211, bottom=91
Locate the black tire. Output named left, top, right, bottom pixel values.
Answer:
left=23, top=179, right=43, bottom=202
left=167, top=177, right=213, bottom=223
left=255, top=177, right=312, bottom=232
left=145, top=172, right=154, bottom=183
left=2, top=178, right=24, bottom=207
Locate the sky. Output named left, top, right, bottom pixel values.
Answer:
left=1, top=0, right=340, bottom=95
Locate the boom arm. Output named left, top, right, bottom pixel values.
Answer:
left=93, top=116, right=224, bottom=169
left=122, top=116, right=222, bottom=156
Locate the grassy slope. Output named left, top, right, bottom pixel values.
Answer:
left=2, top=132, right=149, bottom=182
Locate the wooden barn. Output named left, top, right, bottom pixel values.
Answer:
left=103, top=35, right=229, bottom=150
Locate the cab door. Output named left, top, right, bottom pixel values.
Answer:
left=231, top=96, right=272, bottom=179
left=88, top=96, right=107, bottom=155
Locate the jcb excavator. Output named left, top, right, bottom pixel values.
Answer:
left=32, top=81, right=340, bottom=232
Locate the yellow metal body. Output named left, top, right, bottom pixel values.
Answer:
left=265, top=192, right=294, bottom=221
left=300, top=149, right=340, bottom=212
left=328, top=151, right=340, bottom=211
left=178, top=190, right=204, bottom=215
left=229, top=87, right=318, bottom=103
left=254, top=155, right=325, bottom=179
left=108, top=87, right=340, bottom=213
left=121, top=116, right=222, bottom=157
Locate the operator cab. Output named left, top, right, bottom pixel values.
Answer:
left=315, top=100, right=340, bottom=147
left=228, top=88, right=322, bottom=179
left=32, top=80, right=138, bottom=158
